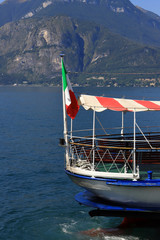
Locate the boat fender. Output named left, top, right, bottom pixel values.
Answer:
left=59, top=138, right=65, bottom=146
left=148, top=171, right=152, bottom=180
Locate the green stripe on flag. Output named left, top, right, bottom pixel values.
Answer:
left=61, top=59, right=67, bottom=91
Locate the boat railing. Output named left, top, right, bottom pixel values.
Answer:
left=67, top=130, right=160, bottom=179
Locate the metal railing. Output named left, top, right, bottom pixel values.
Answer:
left=67, top=130, right=160, bottom=177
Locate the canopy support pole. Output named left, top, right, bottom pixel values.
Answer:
left=121, top=112, right=124, bottom=136
left=92, top=109, right=96, bottom=174
left=133, top=110, right=136, bottom=179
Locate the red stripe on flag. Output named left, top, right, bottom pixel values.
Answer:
left=135, top=100, right=160, bottom=111
left=97, top=97, right=126, bottom=111
left=66, top=90, right=79, bottom=119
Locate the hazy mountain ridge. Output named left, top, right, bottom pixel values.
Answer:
left=136, top=6, right=160, bottom=22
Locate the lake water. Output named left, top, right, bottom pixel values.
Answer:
left=0, top=86, right=160, bottom=240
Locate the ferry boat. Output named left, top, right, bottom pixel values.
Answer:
left=61, top=56, right=160, bottom=211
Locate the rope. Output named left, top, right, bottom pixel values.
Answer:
left=96, top=115, right=109, bottom=136
left=135, top=122, right=153, bottom=149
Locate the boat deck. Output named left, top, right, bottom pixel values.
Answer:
left=96, top=163, right=160, bottom=180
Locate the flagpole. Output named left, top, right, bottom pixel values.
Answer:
left=60, top=54, right=70, bottom=168
left=70, top=118, right=73, bottom=140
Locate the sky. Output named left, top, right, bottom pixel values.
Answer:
left=0, top=0, right=160, bottom=16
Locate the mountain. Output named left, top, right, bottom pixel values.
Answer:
left=1, top=0, right=160, bottom=47
left=0, top=16, right=160, bottom=86
left=136, top=6, right=160, bottom=22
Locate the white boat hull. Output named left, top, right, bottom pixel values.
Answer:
left=67, top=171, right=160, bottom=209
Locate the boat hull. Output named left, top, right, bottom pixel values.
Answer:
left=66, top=170, right=160, bottom=210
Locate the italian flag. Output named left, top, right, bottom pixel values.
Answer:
left=61, top=58, right=79, bottom=119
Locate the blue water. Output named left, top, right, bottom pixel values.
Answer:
left=0, top=86, right=160, bottom=240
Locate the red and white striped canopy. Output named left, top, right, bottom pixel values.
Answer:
left=79, top=94, right=160, bottom=112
